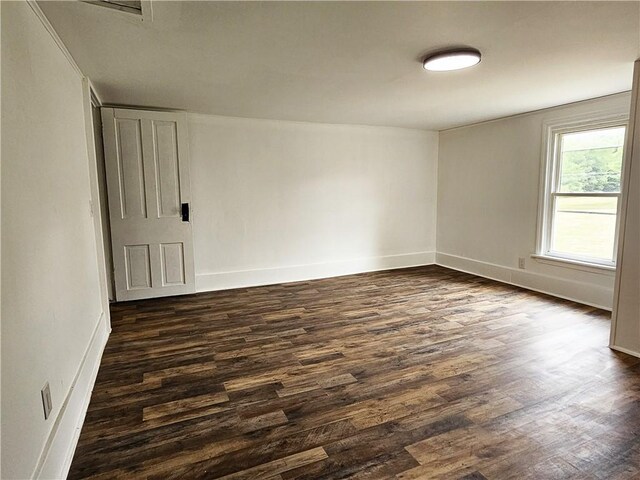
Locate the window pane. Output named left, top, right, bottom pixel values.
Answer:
left=551, top=196, right=617, bottom=261
left=558, top=126, right=625, bottom=193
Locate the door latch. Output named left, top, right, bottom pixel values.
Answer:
left=181, top=203, right=190, bottom=222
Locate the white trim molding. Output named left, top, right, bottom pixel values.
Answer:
left=33, top=313, right=110, bottom=480
left=195, top=251, right=615, bottom=310
left=196, top=251, right=436, bottom=293
left=531, top=254, right=616, bottom=275
left=442, top=92, right=631, bottom=133
left=436, top=252, right=614, bottom=311
left=609, top=59, right=640, bottom=359
left=83, top=78, right=112, bottom=329
left=26, top=1, right=84, bottom=79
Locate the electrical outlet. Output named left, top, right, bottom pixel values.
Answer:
left=518, top=257, right=526, bottom=269
left=41, top=382, right=52, bottom=420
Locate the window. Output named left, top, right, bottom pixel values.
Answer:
left=537, top=115, right=627, bottom=268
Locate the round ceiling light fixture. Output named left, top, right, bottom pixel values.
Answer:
left=423, top=48, right=481, bottom=72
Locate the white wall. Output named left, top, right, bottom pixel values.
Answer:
left=1, top=2, right=109, bottom=478
left=188, top=114, right=439, bottom=291
left=611, top=61, right=640, bottom=358
left=437, top=93, right=631, bottom=310
left=0, top=0, right=3, bottom=471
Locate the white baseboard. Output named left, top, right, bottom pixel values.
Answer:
left=196, top=251, right=613, bottom=311
left=609, top=344, right=640, bottom=359
left=196, top=251, right=436, bottom=292
left=33, top=312, right=110, bottom=480
left=436, top=252, right=614, bottom=311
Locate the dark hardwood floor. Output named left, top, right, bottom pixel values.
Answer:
left=69, top=265, right=640, bottom=479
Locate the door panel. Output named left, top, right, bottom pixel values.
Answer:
left=115, top=118, right=147, bottom=219
left=102, top=108, right=195, bottom=301
left=152, top=121, right=182, bottom=218
left=160, top=242, right=186, bottom=286
left=125, top=244, right=152, bottom=289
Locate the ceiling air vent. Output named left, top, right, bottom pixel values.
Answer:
left=83, top=1, right=143, bottom=16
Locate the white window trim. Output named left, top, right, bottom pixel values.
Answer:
left=530, top=253, right=616, bottom=275
left=535, top=108, right=629, bottom=271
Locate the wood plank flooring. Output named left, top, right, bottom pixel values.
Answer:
left=69, top=266, right=640, bottom=479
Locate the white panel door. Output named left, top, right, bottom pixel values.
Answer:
left=102, top=108, right=195, bottom=301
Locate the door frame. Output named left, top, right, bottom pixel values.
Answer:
left=81, top=78, right=112, bottom=328
left=609, top=59, right=640, bottom=355
left=89, top=90, right=116, bottom=301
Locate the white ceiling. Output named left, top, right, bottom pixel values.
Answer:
left=40, top=1, right=640, bottom=130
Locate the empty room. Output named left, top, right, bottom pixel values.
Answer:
left=3, top=1, right=640, bottom=479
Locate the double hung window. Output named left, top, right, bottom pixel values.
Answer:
left=537, top=116, right=627, bottom=267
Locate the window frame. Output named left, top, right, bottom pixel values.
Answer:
left=535, top=111, right=629, bottom=270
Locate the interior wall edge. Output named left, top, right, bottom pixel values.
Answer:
left=440, top=91, right=632, bottom=134
left=32, top=313, right=110, bottom=480
left=609, top=58, right=640, bottom=356
left=196, top=251, right=436, bottom=293
left=187, top=111, right=438, bottom=134
left=25, top=0, right=83, bottom=79
left=436, top=252, right=613, bottom=311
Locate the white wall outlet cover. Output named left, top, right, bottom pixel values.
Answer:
left=41, top=382, right=53, bottom=420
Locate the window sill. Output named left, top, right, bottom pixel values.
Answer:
left=531, top=254, right=616, bottom=275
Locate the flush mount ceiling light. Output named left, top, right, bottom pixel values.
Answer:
left=423, top=48, right=481, bottom=72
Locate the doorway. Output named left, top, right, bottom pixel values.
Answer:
left=90, top=92, right=115, bottom=301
